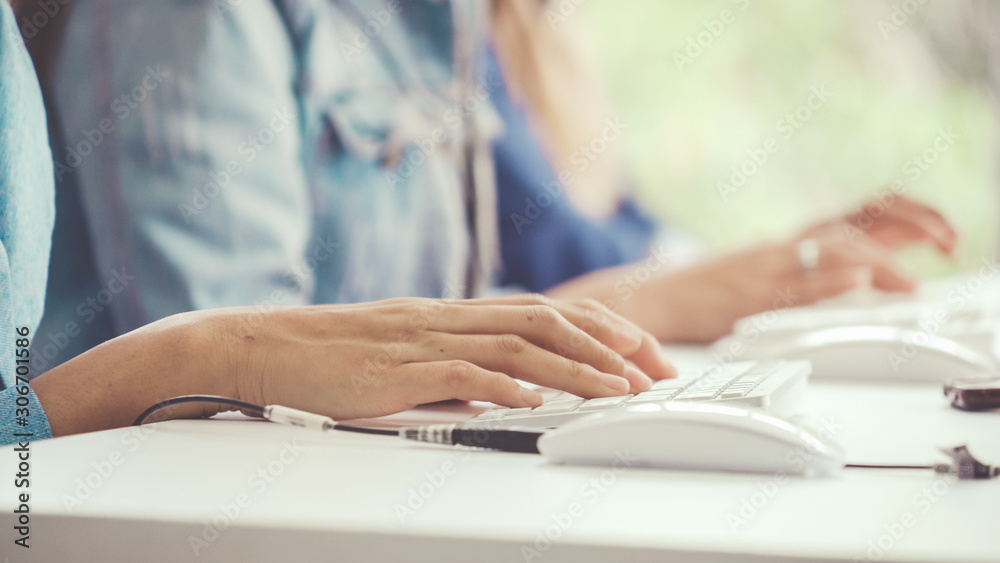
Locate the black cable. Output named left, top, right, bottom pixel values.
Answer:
left=845, top=464, right=934, bottom=470
left=132, top=395, right=265, bottom=426
left=332, top=423, right=398, bottom=437
left=134, top=397, right=995, bottom=474
left=399, top=425, right=544, bottom=454
left=451, top=428, right=543, bottom=454
left=134, top=395, right=538, bottom=452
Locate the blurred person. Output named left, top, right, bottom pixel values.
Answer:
left=18, top=0, right=958, bottom=386
left=21, top=0, right=505, bottom=373
left=488, top=0, right=960, bottom=342
left=0, top=0, right=672, bottom=447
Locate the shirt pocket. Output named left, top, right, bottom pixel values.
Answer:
left=318, top=86, right=454, bottom=169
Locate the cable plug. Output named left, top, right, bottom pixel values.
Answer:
left=400, top=424, right=543, bottom=453
left=263, top=405, right=335, bottom=431
left=933, top=444, right=1000, bottom=480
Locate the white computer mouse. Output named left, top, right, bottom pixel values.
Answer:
left=738, top=326, right=997, bottom=382
left=537, top=402, right=845, bottom=476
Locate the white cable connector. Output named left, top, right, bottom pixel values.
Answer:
left=263, top=405, right=335, bottom=431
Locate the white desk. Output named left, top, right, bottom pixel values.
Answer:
left=2, top=348, right=999, bottom=563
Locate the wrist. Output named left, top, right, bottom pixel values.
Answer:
left=617, top=278, right=683, bottom=343
left=33, top=310, right=242, bottom=437
left=156, top=311, right=241, bottom=400
left=547, top=265, right=681, bottom=343
left=186, top=307, right=269, bottom=407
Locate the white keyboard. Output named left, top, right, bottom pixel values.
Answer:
left=463, top=361, right=811, bottom=429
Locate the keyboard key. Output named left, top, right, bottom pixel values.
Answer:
left=577, top=396, right=631, bottom=411
left=539, top=390, right=577, bottom=402
left=710, top=362, right=756, bottom=379
left=720, top=389, right=747, bottom=398
left=650, top=378, right=689, bottom=390
left=501, top=408, right=534, bottom=418
left=628, top=394, right=672, bottom=404
left=532, top=399, right=584, bottom=414
left=674, top=390, right=719, bottom=401
left=474, top=409, right=507, bottom=420
left=634, top=389, right=679, bottom=399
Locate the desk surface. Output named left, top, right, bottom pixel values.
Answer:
left=3, top=349, right=999, bottom=563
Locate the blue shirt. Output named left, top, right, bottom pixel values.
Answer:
left=0, top=0, right=55, bottom=445
left=488, top=48, right=659, bottom=292
left=29, top=0, right=497, bottom=373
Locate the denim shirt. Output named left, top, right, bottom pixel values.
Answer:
left=28, top=0, right=498, bottom=373
left=0, top=0, right=55, bottom=445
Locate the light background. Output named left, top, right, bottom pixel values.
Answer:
left=578, top=0, right=999, bottom=277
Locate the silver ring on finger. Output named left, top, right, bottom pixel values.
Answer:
left=797, top=238, right=820, bottom=274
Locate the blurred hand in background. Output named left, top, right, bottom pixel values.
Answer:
left=548, top=195, right=959, bottom=343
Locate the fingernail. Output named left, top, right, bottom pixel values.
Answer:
left=625, top=365, right=653, bottom=392
left=519, top=387, right=543, bottom=407
left=654, top=351, right=678, bottom=379
left=598, top=372, right=630, bottom=394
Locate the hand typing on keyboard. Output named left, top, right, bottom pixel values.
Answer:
left=225, top=293, right=676, bottom=422
left=546, top=195, right=957, bottom=344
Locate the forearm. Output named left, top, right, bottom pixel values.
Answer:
left=31, top=312, right=237, bottom=438
left=545, top=264, right=684, bottom=343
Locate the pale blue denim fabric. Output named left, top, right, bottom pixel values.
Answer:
left=0, top=0, right=55, bottom=445
left=31, top=0, right=495, bottom=372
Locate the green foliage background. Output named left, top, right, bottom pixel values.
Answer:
left=578, top=0, right=998, bottom=277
